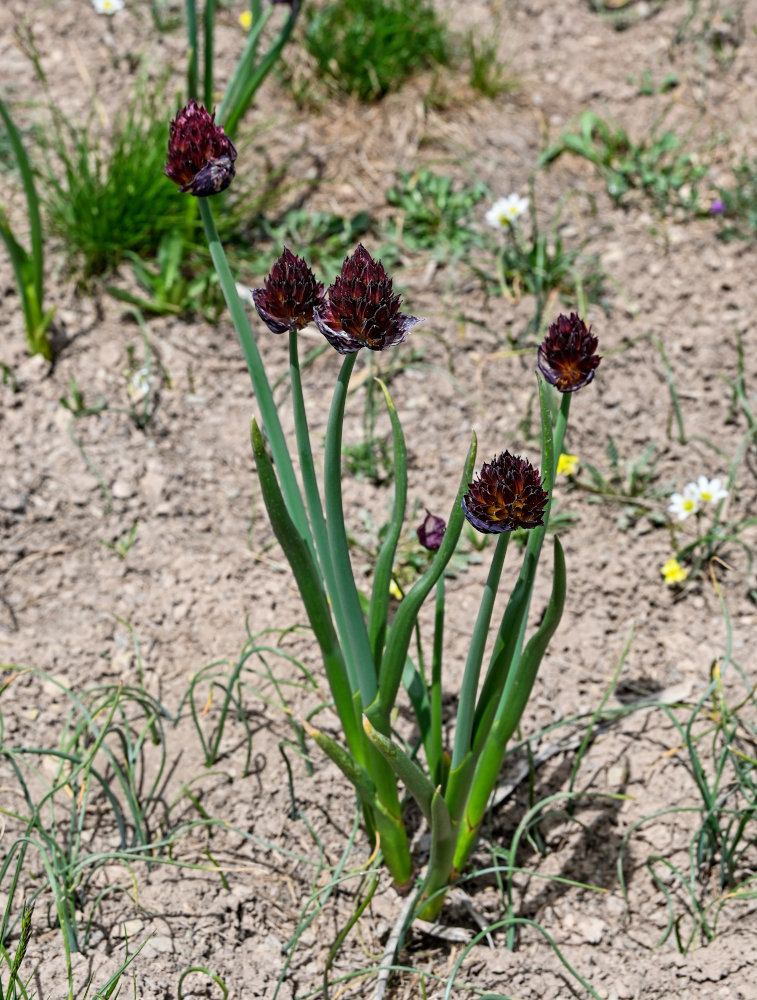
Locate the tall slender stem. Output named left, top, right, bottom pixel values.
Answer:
left=450, top=532, right=509, bottom=771
left=324, top=354, right=377, bottom=709
left=197, top=198, right=312, bottom=552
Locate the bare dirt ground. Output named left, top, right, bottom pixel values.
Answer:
left=2, top=1, right=757, bottom=997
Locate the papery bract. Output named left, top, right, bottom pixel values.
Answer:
left=537, top=313, right=600, bottom=393
left=314, top=244, right=420, bottom=354
left=252, top=248, right=325, bottom=334
left=165, top=100, right=237, bottom=197
left=462, top=451, right=548, bottom=534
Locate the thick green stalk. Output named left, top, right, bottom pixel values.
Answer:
left=481, top=376, right=559, bottom=687
left=323, top=354, right=377, bottom=709
left=450, top=532, right=509, bottom=772
left=198, top=198, right=312, bottom=551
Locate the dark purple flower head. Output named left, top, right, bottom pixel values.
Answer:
left=165, top=99, right=237, bottom=197
left=710, top=198, right=726, bottom=215
left=462, top=452, right=548, bottom=534
left=537, top=313, right=600, bottom=393
left=252, top=248, right=325, bottom=335
left=313, top=244, right=421, bottom=355
left=417, top=510, right=446, bottom=550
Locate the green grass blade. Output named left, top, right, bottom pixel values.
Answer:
left=221, top=1, right=302, bottom=136
left=203, top=0, right=215, bottom=110
left=185, top=0, right=199, bottom=98
left=0, top=98, right=43, bottom=307
left=216, top=6, right=274, bottom=129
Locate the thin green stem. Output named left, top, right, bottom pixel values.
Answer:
left=429, top=577, right=445, bottom=785
left=450, top=532, right=509, bottom=771
left=323, top=354, right=377, bottom=709
left=197, top=198, right=312, bottom=552
left=287, top=331, right=360, bottom=692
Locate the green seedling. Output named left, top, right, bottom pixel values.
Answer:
left=0, top=98, right=55, bottom=360
left=385, top=167, right=487, bottom=257
left=538, top=110, right=707, bottom=214
left=99, top=521, right=139, bottom=560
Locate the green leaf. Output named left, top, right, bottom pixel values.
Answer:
left=363, top=716, right=435, bottom=823
left=368, top=378, right=407, bottom=669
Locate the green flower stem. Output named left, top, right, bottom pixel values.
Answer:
left=499, top=384, right=567, bottom=680
left=480, top=376, right=558, bottom=689
left=286, top=331, right=359, bottom=689
left=453, top=535, right=566, bottom=874
left=447, top=380, right=568, bottom=871
left=368, top=379, right=408, bottom=670
left=368, top=435, right=477, bottom=729
left=428, top=577, right=445, bottom=786
left=198, top=198, right=312, bottom=552
left=323, top=354, right=377, bottom=709
left=450, top=532, right=510, bottom=772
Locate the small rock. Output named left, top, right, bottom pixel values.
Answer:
left=112, top=479, right=135, bottom=500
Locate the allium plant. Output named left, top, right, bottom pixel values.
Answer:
left=173, top=110, right=601, bottom=915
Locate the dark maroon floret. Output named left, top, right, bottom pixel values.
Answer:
left=252, top=248, right=325, bottom=334
left=537, top=313, right=600, bottom=393
left=313, top=244, right=420, bottom=354
left=462, top=451, right=548, bottom=534
left=165, top=99, right=237, bottom=197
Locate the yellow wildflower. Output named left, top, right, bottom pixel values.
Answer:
left=557, top=453, right=579, bottom=477
left=239, top=9, right=252, bottom=29
left=661, top=558, right=688, bottom=585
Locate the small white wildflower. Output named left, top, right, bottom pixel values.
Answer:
left=485, top=193, right=529, bottom=230
left=127, top=367, right=152, bottom=402
left=693, top=475, right=728, bottom=505
left=668, top=483, right=700, bottom=521
left=92, top=0, right=125, bottom=13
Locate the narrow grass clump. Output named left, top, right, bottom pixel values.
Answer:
left=43, top=97, right=195, bottom=278
left=302, top=0, right=450, bottom=102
